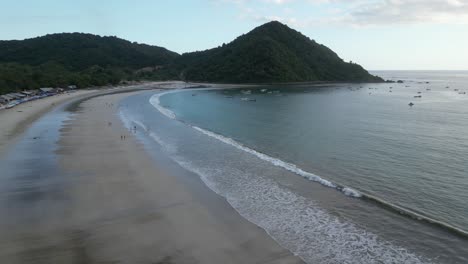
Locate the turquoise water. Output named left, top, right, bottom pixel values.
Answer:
left=119, top=71, right=468, bottom=263
left=161, top=72, right=468, bottom=231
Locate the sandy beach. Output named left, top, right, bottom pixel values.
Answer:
left=0, top=82, right=180, bottom=155
left=0, top=89, right=304, bottom=263
left=0, top=90, right=97, bottom=153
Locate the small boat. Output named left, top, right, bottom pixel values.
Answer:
left=459, top=92, right=466, bottom=95
left=414, top=95, right=422, bottom=98
left=454, top=89, right=459, bottom=91
left=426, top=88, right=431, bottom=91
left=417, top=91, right=422, bottom=94
left=409, top=102, right=414, bottom=107
left=261, top=89, right=267, bottom=92
left=241, top=90, right=252, bottom=95
left=241, top=98, right=256, bottom=102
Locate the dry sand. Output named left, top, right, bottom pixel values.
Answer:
left=0, top=91, right=304, bottom=263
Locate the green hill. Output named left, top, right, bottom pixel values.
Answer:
left=0, top=22, right=382, bottom=94
left=0, top=33, right=178, bottom=70
left=0, top=33, right=179, bottom=93
left=176, top=21, right=382, bottom=83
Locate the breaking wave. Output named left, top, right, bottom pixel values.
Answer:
left=147, top=90, right=468, bottom=238
left=120, top=96, right=433, bottom=263
left=150, top=91, right=361, bottom=197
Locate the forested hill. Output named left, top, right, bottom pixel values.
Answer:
left=0, top=33, right=179, bottom=94
left=0, top=22, right=382, bottom=94
left=176, top=21, right=382, bottom=83
left=0, top=33, right=178, bottom=70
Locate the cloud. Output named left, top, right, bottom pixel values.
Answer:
left=348, top=0, right=468, bottom=25
left=215, top=0, right=468, bottom=26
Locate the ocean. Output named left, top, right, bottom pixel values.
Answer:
left=119, top=71, right=468, bottom=263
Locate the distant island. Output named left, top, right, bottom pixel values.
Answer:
left=0, top=21, right=382, bottom=94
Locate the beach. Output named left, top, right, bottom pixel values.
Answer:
left=0, top=88, right=304, bottom=263
left=3, top=76, right=467, bottom=263
left=0, top=90, right=97, bottom=153
left=124, top=80, right=468, bottom=263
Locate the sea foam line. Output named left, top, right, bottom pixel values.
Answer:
left=149, top=91, right=362, bottom=198
left=146, top=90, right=468, bottom=238
left=120, top=102, right=431, bottom=264
left=149, top=90, right=178, bottom=120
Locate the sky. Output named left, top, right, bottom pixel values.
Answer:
left=1, top=0, right=468, bottom=70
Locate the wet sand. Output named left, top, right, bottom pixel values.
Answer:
left=0, top=90, right=97, bottom=154
left=0, top=91, right=304, bottom=263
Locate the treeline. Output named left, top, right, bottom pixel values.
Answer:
left=0, top=22, right=383, bottom=94
left=0, top=33, right=178, bottom=71
left=0, top=33, right=179, bottom=94
left=0, top=63, right=177, bottom=94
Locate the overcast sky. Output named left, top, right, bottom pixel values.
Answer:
left=1, top=0, right=467, bottom=70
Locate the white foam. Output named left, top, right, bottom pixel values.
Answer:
left=342, top=187, right=362, bottom=198
left=119, top=109, right=148, bottom=132
left=149, top=91, right=178, bottom=120
left=149, top=91, right=362, bottom=198
left=119, top=97, right=430, bottom=263
left=149, top=139, right=430, bottom=264
left=118, top=109, right=133, bottom=130
left=193, top=126, right=337, bottom=188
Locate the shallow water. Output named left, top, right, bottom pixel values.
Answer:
left=160, top=72, right=468, bottom=231
left=119, top=71, right=468, bottom=263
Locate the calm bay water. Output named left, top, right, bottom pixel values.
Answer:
left=120, top=71, right=468, bottom=263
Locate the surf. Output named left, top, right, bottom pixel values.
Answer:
left=148, top=89, right=468, bottom=239
left=119, top=100, right=432, bottom=263
left=150, top=91, right=362, bottom=198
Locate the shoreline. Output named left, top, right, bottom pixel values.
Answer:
left=0, top=81, right=186, bottom=155
left=154, top=88, right=468, bottom=239
left=58, top=91, right=304, bottom=263
left=0, top=90, right=97, bottom=154
left=0, top=88, right=304, bottom=263
left=2, top=82, right=468, bottom=262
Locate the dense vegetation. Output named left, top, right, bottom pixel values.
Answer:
left=177, top=21, right=382, bottom=83
left=0, top=33, right=179, bottom=93
left=0, top=22, right=382, bottom=94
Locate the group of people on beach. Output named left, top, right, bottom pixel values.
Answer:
left=120, top=126, right=137, bottom=140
